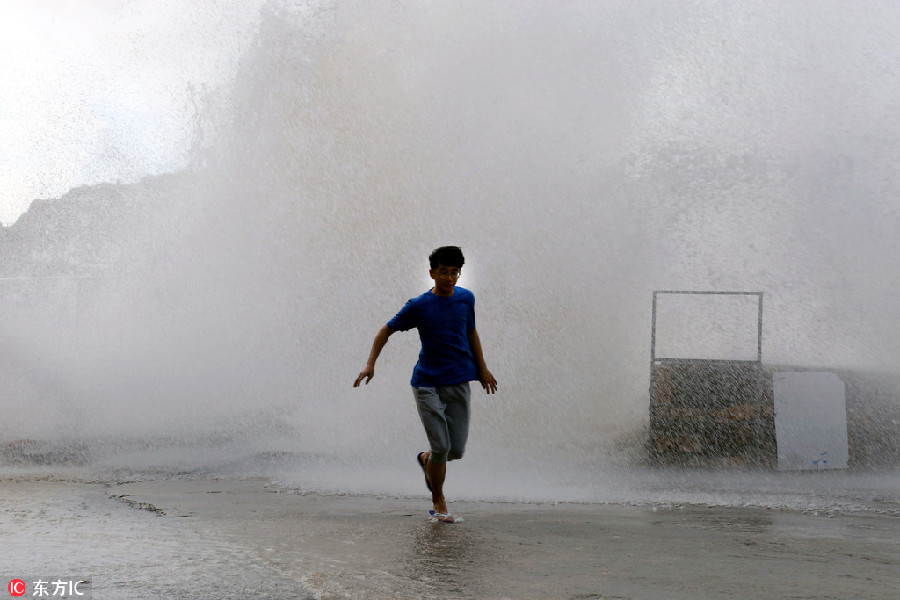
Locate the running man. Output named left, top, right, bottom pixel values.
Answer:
left=353, top=246, right=498, bottom=522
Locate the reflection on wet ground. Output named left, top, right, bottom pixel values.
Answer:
left=403, top=520, right=492, bottom=597
left=5, top=478, right=898, bottom=599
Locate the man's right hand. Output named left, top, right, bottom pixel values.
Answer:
left=353, top=367, right=374, bottom=387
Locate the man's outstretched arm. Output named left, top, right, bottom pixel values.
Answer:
left=354, top=325, right=395, bottom=387
left=468, top=328, right=498, bottom=394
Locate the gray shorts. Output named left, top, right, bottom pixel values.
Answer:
left=412, top=382, right=471, bottom=464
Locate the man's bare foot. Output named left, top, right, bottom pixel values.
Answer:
left=433, top=498, right=449, bottom=515
left=420, top=451, right=451, bottom=518
left=416, top=452, right=432, bottom=491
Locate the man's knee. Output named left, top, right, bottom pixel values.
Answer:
left=428, top=449, right=449, bottom=464
left=447, top=450, right=464, bottom=462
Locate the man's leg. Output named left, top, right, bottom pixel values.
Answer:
left=424, top=452, right=449, bottom=516
left=425, top=384, right=470, bottom=519
left=413, top=387, right=452, bottom=516
left=442, top=382, right=471, bottom=462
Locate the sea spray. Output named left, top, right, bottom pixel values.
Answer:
left=1, top=1, right=898, bottom=506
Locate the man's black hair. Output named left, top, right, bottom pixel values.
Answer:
left=429, top=246, right=465, bottom=269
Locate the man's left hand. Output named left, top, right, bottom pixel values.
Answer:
left=479, top=369, right=498, bottom=394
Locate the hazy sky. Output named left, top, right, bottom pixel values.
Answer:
left=0, top=0, right=265, bottom=225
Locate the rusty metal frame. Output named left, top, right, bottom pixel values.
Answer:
left=651, top=290, right=763, bottom=364
left=649, top=290, right=767, bottom=465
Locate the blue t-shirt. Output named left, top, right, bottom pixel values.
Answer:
left=387, top=286, right=478, bottom=387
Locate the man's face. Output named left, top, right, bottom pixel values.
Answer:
left=429, top=263, right=461, bottom=295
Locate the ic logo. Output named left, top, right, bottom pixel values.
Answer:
left=7, top=579, right=26, bottom=597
